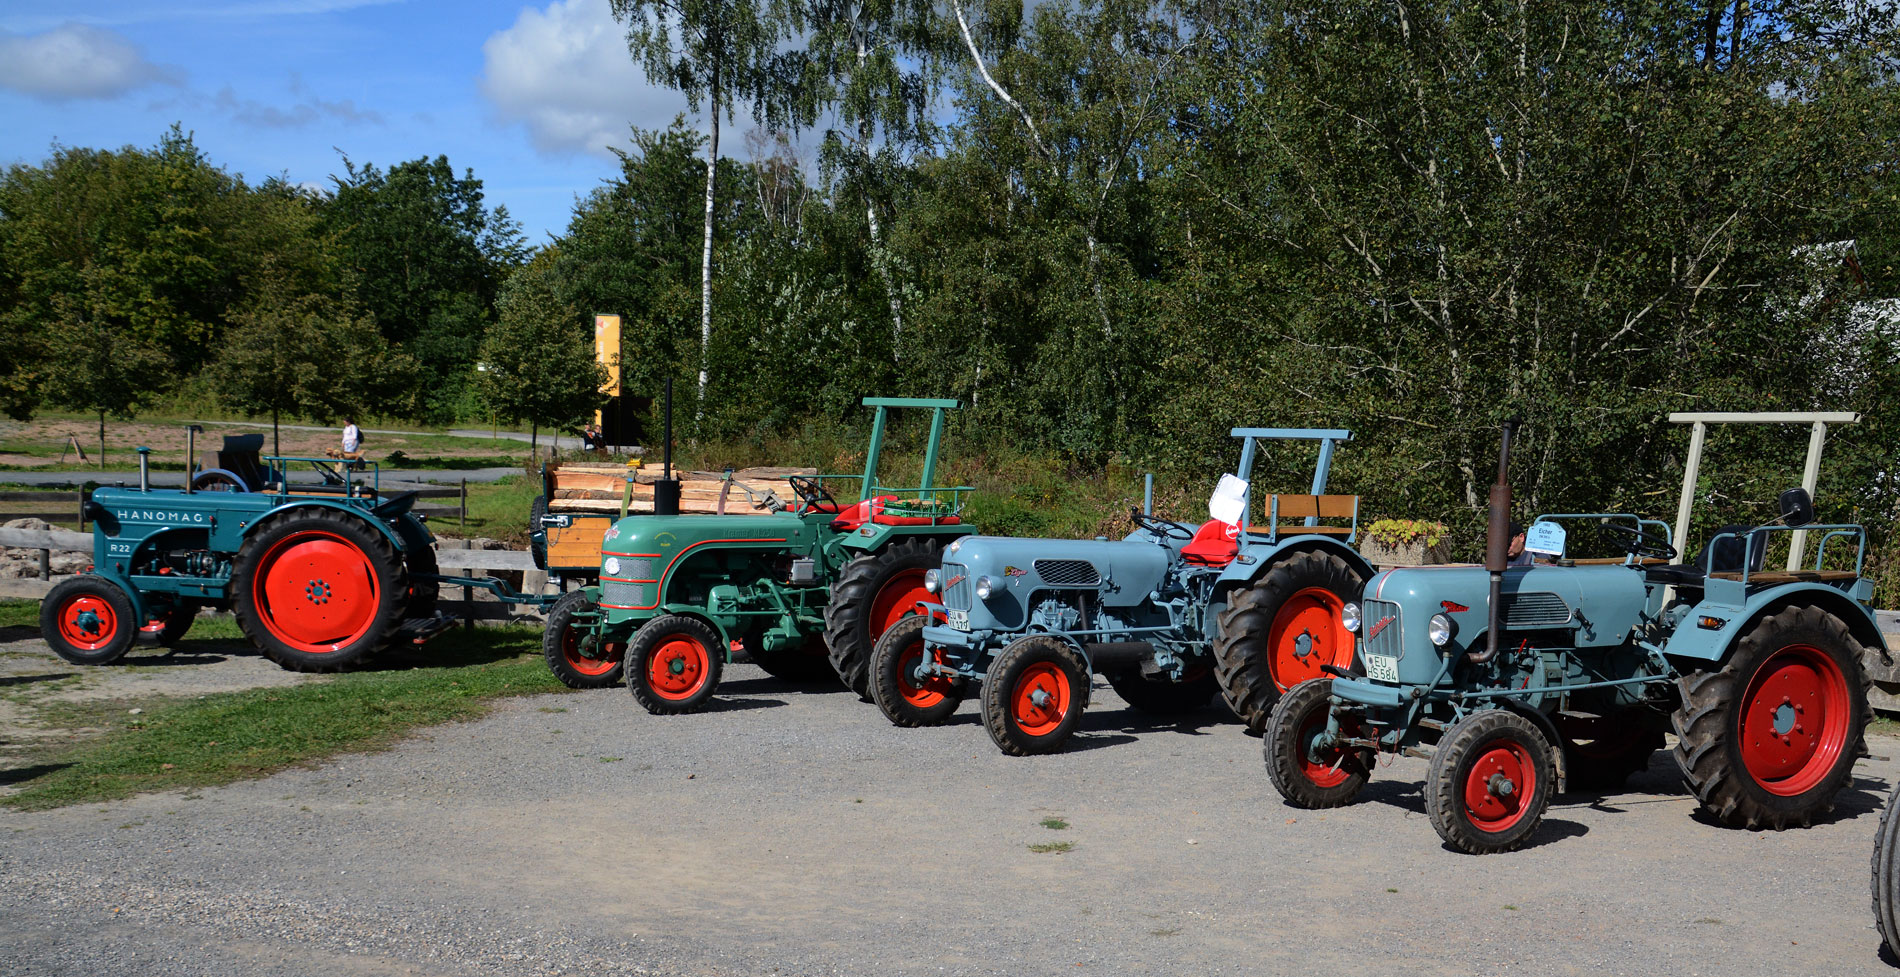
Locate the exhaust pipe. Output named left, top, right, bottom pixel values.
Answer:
left=1469, top=420, right=1519, bottom=665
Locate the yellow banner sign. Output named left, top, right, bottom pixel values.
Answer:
left=594, top=314, right=621, bottom=398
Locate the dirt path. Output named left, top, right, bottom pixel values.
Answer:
left=1, top=648, right=1895, bottom=977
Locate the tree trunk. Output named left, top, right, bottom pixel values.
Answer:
left=856, top=41, right=906, bottom=362
left=97, top=411, right=105, bottom=470
left=273, top=405, right=280, bottom=460
left=697, top=72, right=720, bottom=409
left=531, top=420, right=538, bottom=460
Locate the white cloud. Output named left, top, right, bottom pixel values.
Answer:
left=211, top=75, right=385, bottom=128
left=0, top=23, right=183, bottom=101
left=481, top=0, right=690, bottom=157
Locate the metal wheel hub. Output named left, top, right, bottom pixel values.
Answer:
left=304, top=579, right=333, bottom=605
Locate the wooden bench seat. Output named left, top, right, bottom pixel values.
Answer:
left=1708, top=569, right=1860, bottom=584
left=1267, top=494, right=1358, bottom=538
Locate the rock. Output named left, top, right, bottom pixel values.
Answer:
left=4, top=517, right=53, bottom=531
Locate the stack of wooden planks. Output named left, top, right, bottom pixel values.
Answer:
left=547, top=463, right=822, bottom=515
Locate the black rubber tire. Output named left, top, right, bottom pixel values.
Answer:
left=542, top=589, right=624, bottom=689
left=40, top=575, right=137, bottom=666
left=398, top=519, right=439, bottom=621
left=1873, top=782, right=1900, bottom=957
left=1557, top=715, right=1663, bottom=792
left=742, top=631, right=840, bottom=683
left=528, top=495, right=550, bottom=570
left=230, top=506, right=409, bottom=672
left=1671, top=604, right=1870, bottom=829
left=870, top=615, right=968, bottom=727
left=1105, top=665, right=1218, bottom=715
left=1264, top=677, right=1373, bottom=809
left=1426, top=709, right=1555, bottom=855
left=627, top=614, right=724, bottom=715
left=823, top=536, right=946, bottom=700
left=157, top=599, right=202, bottom=645
left=980, top=635, right=1090, bottom=756
left=1213, top=550, right=1366, bottom=735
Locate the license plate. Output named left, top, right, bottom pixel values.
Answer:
left=945, top=609, right=970, bottom=631
left=1364, top=654, right=1400, bottom=683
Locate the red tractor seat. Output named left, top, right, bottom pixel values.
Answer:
left=831, top=496, right=963, bottom=530
left=1181, top=519, right=1240, bottom=567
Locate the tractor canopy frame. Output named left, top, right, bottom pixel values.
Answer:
left=1668, top=411, right=1861, bottom=572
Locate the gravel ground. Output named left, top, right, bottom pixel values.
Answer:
left=2, top=659, right=1897, bottom=977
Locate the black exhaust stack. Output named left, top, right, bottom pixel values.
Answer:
left=1469, top=420, right=1519, bottom=665
left=653, top=376, right=681, bottom=515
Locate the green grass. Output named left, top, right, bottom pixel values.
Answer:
left=1039, top=816, right=1070, bottom=830
left=436, top=475, right=539, bottom=542
left=1027, top=841, right=1075, bottom=854
left=1, top=625, right=565, bottom=811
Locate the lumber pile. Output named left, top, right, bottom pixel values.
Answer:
left=547, top=463, right=821, bottom=516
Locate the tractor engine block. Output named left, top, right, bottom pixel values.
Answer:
left=134, top=548, right=230, bottom=579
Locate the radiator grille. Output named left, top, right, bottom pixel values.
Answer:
left=601, top=581, right=651, bottom=607
left=617, top=557, right=656, bottom=580
left=1361, top=599, right=1404, bottom=661
left=941, top=563, right=973, bottom=610
left=1503, top=592, right=1573, bottom=629
left=1034, top=559, right=1100, bottom=587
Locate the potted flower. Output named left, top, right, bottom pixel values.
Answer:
left=1361, top=518, right=1451, bottom=568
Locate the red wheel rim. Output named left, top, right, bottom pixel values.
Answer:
left=57, top=595, right=119, bottom=650
left=561, top=627, right=625, bottom=677
left=252, top=530, right=381, bottom=654
left=1295, top=702, right=1354, bottom=789
left=1462, top=738, right=1538, bottom=832
left=869, top=569, right=937, bottom=640
left=1010, top=662, right=1072, bottom=736
left=1738, top=644, right=1850, bottom=796
left=894, top=637, right=956, bottom=709
left=646, top=635, right=711, bottom=700
left=1267, top=586, right=1353, bottom=692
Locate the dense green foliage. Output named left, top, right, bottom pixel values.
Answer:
left=0, top=0, right=1895, bottom=596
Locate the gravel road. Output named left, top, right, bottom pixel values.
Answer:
left=2, top=659, right=1896, bottom=977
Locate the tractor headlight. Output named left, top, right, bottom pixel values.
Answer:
left=603, top=557, right=621, bottom=577
left=1428, top=613, right=1455, bottom=647
left=1341, top=602, right=1362, bottom=634
left=975, top=575, right=995, bottom=600
left=924, top=569, right=940, bottom=594
left=949, top=539, right=962, bottom=555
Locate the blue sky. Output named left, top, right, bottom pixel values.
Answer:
left=0, top=0, right=730, bottom=243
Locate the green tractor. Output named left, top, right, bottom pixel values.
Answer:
left=542, top=398, right=976, bottom=712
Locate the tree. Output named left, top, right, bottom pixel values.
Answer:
left=39, top=271, right=172, bottom=468
left=610, top=0, right=804, bottom=401
left=477, top=252, right=611, bottom=456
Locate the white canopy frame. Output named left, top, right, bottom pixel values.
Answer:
left=1668, top=411, right=1861, bottom=572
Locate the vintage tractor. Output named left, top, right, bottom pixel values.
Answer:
left=1265, top=421, right=1883, bottom=854
left=542, top=397, right=976, bottom=710
left=874, top=428, right=1373, bottom=756
left=40, top=438, right=449, bottom=671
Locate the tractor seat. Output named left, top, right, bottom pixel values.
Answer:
left=1644, top=523, right=1764, bottom=587
left=1181, top=520, right=1240, bottom=567
left=830, top=496, right=963, bottom=531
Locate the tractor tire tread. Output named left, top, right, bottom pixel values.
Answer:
left=823, top=536, right=945, bottom=699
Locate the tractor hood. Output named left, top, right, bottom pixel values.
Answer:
left=596, top=510, right=821, bottom=610
left=935, top=534, right=1171, bottom=632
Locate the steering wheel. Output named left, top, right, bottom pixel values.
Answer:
left=1601, top=522, right=1677, bottom=561
left=1131, top=507, right=1194, bottom=541
left=787, top=475, right=839, bottom=513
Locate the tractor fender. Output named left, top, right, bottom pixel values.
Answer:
left=837, top=521, right=972, bottom=553
left=238, top=499, right=406, bottom=551
left=1659, top=582, right=1884, bottom=666
left=191, top=468, right=250, bottom=492
left=387, top=511, right=434, bottom=553
left=1213, top=535, right=1376, bottom=595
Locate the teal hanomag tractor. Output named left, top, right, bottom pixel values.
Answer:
left=40, top=438, right=446, bottom=670
left=877, top=428, right=1374, bottom=755
left=1267, top=422, right=1882, bottom=853
left=542, top=397, right=976, bottom=712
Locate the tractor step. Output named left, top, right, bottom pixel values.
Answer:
left=1416, top=717, right=1449, bottom=732
left=395, top=613, right=456, bottom=646
left=1400, top=746, right=1435, bottom=760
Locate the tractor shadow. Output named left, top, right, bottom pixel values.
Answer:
left=1077, top=703, right=1243, bottom=740
left=0, top=762, right=73, bottom=786
left=0, top=624, right=41, bottom=643
left=700, top=695, right=788, bottom=714
left=0, top=671, right=77, bottom=688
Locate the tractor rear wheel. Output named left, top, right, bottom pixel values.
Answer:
left=1213, top=551, right=1365, bottom=734
left=870, top=615, right=967, bottom=727
left=1106, top=665, right=1218, bottom=715
left=1556, top=714, right=1663, bottom=791
left=742, top=631, right=839, bottom=683
left=399, top=522, right=439, bottom=621
left=543, top=589, right=624, bottom=689
left=980, top=635, right=1089, bottom=756
left=41, top=575, right=137, bottom=666
left=1426, top=709, right=1555, bottom=854
left=1265, top=677, right=1373, bottom=809
left=824, top=537, right=947, bottom=699
left=627, top=614, right=723, bottom=715
left=1873, top=783, right=1900, bottom=956
left=1672, top=605, right=1869, bottom=829
left=231, top=507, right=408, bottom=672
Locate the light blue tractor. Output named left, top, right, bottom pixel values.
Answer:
left=870, top=428, right=1374, bottom=755
left=1266, top=422, right=1883, bottom=853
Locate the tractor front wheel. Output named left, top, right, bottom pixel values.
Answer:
left=231, top=507, right=408, bottom=672
left=1105, top=665, right=1218, bottom=715
left=1213, top=551, right=1365, bottom=735
left=824, top=537, right=946, bottom=699
left=1873, top=783, right=1900, bottom=956
left=742, top=632, right=839, bottom=683
left=543, top=589, right=624, bottom=689
left=980, top=635, right=1089, bottom=756
left=1672, top=605, right=1869, bottom=829
left=870, top=615, right=967, bottom=727
left=627, top=614, right=723, bottom=715
left=1426, top=709, right=1555, bottom=854
left=41, top=575, right=137, bottom=666
left=1264, top=677, right=1373, bottom=809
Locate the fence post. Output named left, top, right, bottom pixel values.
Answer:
left=38, top=548, right=49, bottom=581
left=460, top=479, right=468, bottom=525
left=76, top=487, right=86, bottom=530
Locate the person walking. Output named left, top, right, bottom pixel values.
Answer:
left=341, top=418, right=362, bottom=458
